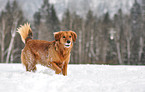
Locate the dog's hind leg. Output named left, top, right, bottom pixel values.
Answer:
left=27, top=57, right=37, bottom=72
left=21, top=51, right=29, bottom=71
left=22, top=50, right=37, bottom=72
left=32, top=66, right=37, bottom=72
left=24, top=59, right=37, bottom=72
left=24, top=63, right=37, bottom=72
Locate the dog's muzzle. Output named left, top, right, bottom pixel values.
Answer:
left=65, top=42, right=71, bottom=48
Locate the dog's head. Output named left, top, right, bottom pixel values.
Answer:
left=54, top=31, right=77, bottom=48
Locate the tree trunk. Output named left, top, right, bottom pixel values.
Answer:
left=1, top=19, right=6, bottom=63
left=78, top=30, right=82, bottom=64
left=138, top=37, right=144, bottom=63
left=81, top=21, right=85, bottom=63
left=116, top=42, right=123, bottom=64
left=127, top=38, right=131, bottom=64
left=102, top=41, right=107, bottom=63
left=6, top=31, right=16, bottom=63
left=95, top=36, right=99, bottom=61
left=1, top=32, right=5, bottom=63
left=6, top=20, right=18, bottom=63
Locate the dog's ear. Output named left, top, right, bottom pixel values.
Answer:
left=54, top=32, right=61, bottom=41
left=70, top=31, right=77, bottom=42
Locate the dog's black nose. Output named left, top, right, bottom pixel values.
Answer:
left=67, top=40, right=70, bottom=43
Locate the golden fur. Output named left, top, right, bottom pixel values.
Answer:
left=17, top=23, right=77, bottom=76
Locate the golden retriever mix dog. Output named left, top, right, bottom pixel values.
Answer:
left=17, top=23, right=77, bottom=76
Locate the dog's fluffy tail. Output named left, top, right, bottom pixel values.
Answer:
left=17, top=23, right=33, bottom=44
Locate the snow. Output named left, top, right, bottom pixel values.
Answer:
left=0, top=64, right=145, bottom=92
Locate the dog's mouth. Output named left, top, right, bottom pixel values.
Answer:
left=64, top=43, right=71, bottom=48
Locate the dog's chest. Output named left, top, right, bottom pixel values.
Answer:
left=47, top=48, right=70, bottom=64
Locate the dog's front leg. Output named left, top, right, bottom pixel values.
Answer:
left=62, top=63, right=68, bottom=76
left=50, top=62, right=62, bottom=74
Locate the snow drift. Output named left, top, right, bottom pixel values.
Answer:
left=0, top=64, right=145, bottom=92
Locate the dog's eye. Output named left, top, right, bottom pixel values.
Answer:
left=69, top=36, right=71, bottom=38
left=63, top=36, right=65, bottom=38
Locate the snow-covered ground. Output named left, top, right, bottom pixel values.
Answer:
left=0, top=64, right=145, bottom=92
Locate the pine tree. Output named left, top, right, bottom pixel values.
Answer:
left=70, top=12, right=82, bottom=64
left=100, top=12, right=111, bottom=63
left=113, top=9, right=124, bottom=64
left=34, top=11, right=41, bottom=26
left=37, top=0, right=50, bottom=40
left=50, top=4, right=60, bottom=33
left=33, top=11, right=41, bottom=39
left=102, top=12, right=111, bottom=39
left=61, top=9, right=71, bottom=30
left=6, top=0, right=25, bottom=63
left=85, top=10, right=95, bottom=63
left=130, top=0, right=142, bottom=64
left=34, top=0, right=60, bottom=41
left=0, top=0, right=25, bottom=63
left=12, top=0, right=26, bottom=63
